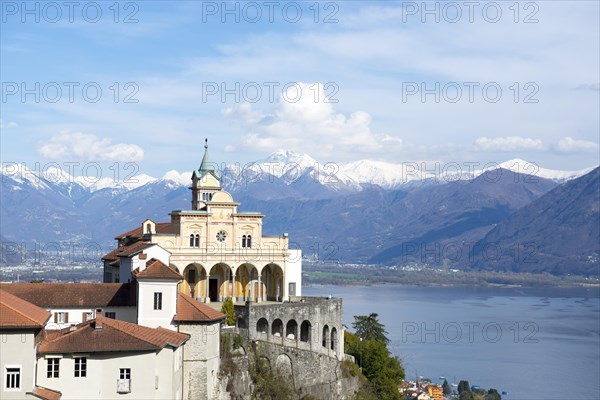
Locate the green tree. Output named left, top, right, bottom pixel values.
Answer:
left=220, top=297, right=235, bottom=326
left=485, top=388, right=502, bottom=400
left=344, top=331, right=404, bottom=400
left=458, top=380, right=471, bottom=394
left=352, top=313, right=389, bottom=345
left=459, top=391, right=475, bottom=400
left=442, top=379, right=451, bottom=395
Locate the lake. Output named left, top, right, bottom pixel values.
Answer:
left=303, top=284, right=600, bottom=400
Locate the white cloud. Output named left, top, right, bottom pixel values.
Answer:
left=0, top=119, right=18, bottom=129
left=223, top=82, right=404, bottom=158
left=474, top=136, right=546, bottom=152
left=554, top=137, right=599, bottom=153
left=38, top=131, right=144, bottom=162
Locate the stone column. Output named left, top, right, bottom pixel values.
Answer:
left=205, top=270, right=210, bottom=303
left=257, top=275, right=262, bottom=303
left=232, top=270, right=237, bottom=302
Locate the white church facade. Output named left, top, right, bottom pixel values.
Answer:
left=102, top=140, right=302, bottom=304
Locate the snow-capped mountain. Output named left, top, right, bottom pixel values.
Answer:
left=1, top=153, right=594, bottom=198
left=1, top=153, right=598, bottom=275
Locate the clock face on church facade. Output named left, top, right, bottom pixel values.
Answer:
left=216, top=230, right=227, bottom=242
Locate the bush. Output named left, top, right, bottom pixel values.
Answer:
left=232, top=334, right=244, bottom=350
left=341, top=359, right=361, bottom=378
left=221, top=297, right=235, bottom=326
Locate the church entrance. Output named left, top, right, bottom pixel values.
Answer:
left=209, top=278, right=219, bottom=302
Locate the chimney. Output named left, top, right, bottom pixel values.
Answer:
left=138, top=252, right=148, bottom=271
left=95, top=318, right=103, bottom=331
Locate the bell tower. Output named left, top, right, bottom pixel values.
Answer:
left=190, top=139, right=221, bottom=210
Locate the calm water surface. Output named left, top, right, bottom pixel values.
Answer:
left=304, top=284, right=600, bottom=400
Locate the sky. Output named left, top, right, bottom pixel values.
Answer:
left=1, top=0, right=599, bottom=179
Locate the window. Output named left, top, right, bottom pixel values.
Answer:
left=117, top=368, right=131, bottom=393
left=189, top=234, right=194, bottom=247
left=82, top=312, right=93, bottom=322
left=242, top=235, right=252, bottom=248
left=190, top=234, right=200, bottom=248
left=74, top=357, right=87, bottom=377
left=54, top=312, right=68, bottom=324
left=120, top=368, right=131, bottom=379
left=216, top=230, right=227, bottom=242
left=195, top=234, right=200, bottom=247
left=5, top=367, right=20, bottom=390
left=289, top=282, right=296, bottom=296
left=202, top=192, right=213, bottom=201
left=47, top=358, right=59, bottom=378
left=104, top=312, right=116, bottom=319
left=153, top=292, right=163, bottom=310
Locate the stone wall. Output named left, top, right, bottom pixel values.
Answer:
left=235, top=296, right=345, bottom=360
left=179, top=322, right=221, bottom=400
left=215, top=332, right=359, bottom=400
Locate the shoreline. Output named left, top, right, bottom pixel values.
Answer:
left=303, top=265, right=600, bottom=290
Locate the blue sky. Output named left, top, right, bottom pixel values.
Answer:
left=1, top=1, right=599, bottom=178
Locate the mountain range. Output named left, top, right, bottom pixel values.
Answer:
left=1, top=151, right=598, bottom=276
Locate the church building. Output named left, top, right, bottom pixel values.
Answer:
left=102, top=140, right=302, bottom=304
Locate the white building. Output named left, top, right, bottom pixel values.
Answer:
left=103, top=141, right=302, bottom=303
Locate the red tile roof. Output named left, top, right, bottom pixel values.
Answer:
left=0, top=283, right=136, bottom=308
left=114, top=222, right=173, bottom=240
left=38, top=316, right=189, bottom=354
left=30, top=386, right=62, bottom=400
left=102, top=240, right=156, bottom=261
left=133, top=258, right=182, bottom=280
left=0, top=289, right=51, bottom=329
left=175, top=293, right=226, bottom=322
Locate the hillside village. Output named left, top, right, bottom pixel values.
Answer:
left=0, top=144, right=352, bottom=399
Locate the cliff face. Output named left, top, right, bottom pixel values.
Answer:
left=216, top=332, right=361, bottom=400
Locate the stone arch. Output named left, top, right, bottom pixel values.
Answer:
left=330, top=327, right=338, bottom=351
left=272, top=318, right=283, bottom=337
left=249, top=267, right=260, bottom=302
left=208, top=262, right=232, bottom=302
left=300, top=320, right=311, bottom=342
left=256, top=318, right=269, bottom=338
left=286, top=319, right=298, bottom=340
left=322, top=325, right=329, bottom=348
left=181, top=263, right=205, bottom=299
left=261, top=263, right=284, bottom=302
left=235, top=263, right=256, bottom=301
left=275, top=354, right=294, bottom=388
left=237, top=317, right=247, bottom=329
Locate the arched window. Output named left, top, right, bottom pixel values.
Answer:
left=194, top=234, right=200, bottom=247
left=272, top=319, right=283, bottom=337
left=286, top=319, right=298, bottom=340
left=322, top=325, right=329, bottom=348
left=331, top=327, right=338, bottom=351
left=241, top=235, right=252, bottom=248
left=300, top=321, right=311, bottom=342
left=146, top=223, right=152, bottom=234
left=256, top=318, right=268, bottom=335
left=189, top=234, right=194, bottom=247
